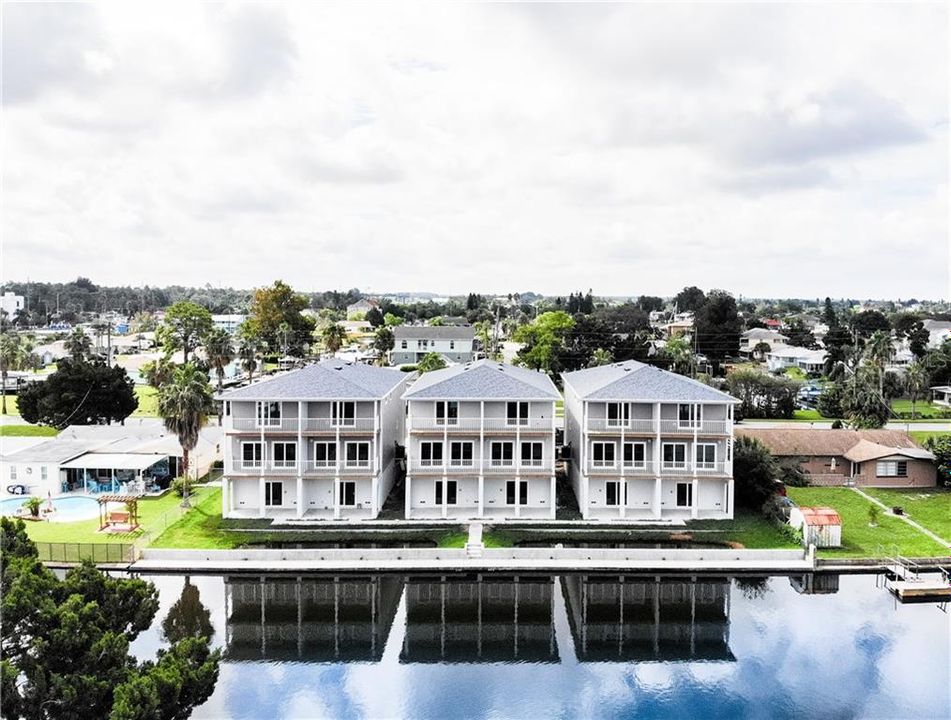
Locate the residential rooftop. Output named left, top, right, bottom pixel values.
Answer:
left=403, top=359, right=560, bottom=400
left=392, top=325, right=474, bottom=340
left=217, top=359, right=407, bottom=401
left=734, top=428, right=929, bottom=459
left=561, top=360, right=739, bottom=403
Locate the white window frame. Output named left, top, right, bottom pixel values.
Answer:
left=606, top=402, right=630, bottom=428
left=332, top=401, right=356, bottom=427
left=520, top=441, right=544, bottom=467
left=695, top=443, right=717, bottom=471
left=420, top=441, right=444, bottom=467
left=255, top=401, right=282, bottom=428
left=435, top=401, right=459, bottom=426
left=241, top=441, right=263, bottom=469
left=876, top=460, right=908, bottom=478
left=662, top=443, right=687, bottom=469
left=506, top=401, right=529, bottom=426
left=490, top=442, right=514, bottom=467
left=675, top=481, right=693, bottom=508
left=605, top=480, right=627, bottom=507
left=264, top=480, right=283, bottom=507
left=623, top=442, right=647, bottom=469
left=592, top=442, right=616, bottom=468
left=41, top=466, right=48, bottom=482
left=678, top=403, right=701, bottom=429
left=449, top=441, right=474, bottom=467
left=9, top=465, right=17, bottom=481
left=272, top=442, right=297, bottom=469
left=339, top=481, right=357, bottom=507
left=312, top=442, right=336, bottom=468
left=435, top=480, right=458, bottom=505
left=345, top=441, right=371, bottom=468
left=506, top=479, right=529, bottom=506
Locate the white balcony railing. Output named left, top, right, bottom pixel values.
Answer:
left=229, top=417, right=377, bottom=432
left=586, top=419, right=730, bottom=435
left=586, top=418, right=656, bottom=433
left=659, top=420, right=729, bottom=435
left=585, top=461, right=729, bottom=476
left=410, top=417, right=551, bottom=432
left=232, top=460, right=263, bottom=472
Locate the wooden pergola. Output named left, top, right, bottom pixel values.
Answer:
left=98, top=494, right=142, bottom=532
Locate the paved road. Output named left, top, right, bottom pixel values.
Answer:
left=738, top=420, right=951, bottom=432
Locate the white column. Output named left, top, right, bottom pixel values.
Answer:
left=580, top=401, right=589, bottom=517
left=692, top=403, right=699, bottom=519
left=478, top=475, right=484, bottom=518
left=726, top=478, right=735, bottom=519
left=258, top=477, right=266, bottom=518
left=549, top=473, right=556, bottom=519
left=441, top=478, right=447, bottom=519
left=221, top=476, right=230, bottom=517
left=297, top=401, right=304, bottom=519
left=405, top=475, right=412, bottom=518
left=479, top=400, right=485, bottom=518
left=259, top=417, right=266, bottom=518
left=653, top=401, right=662, bottom=519
left=334, top=420, right=341, bottom=520
left=371, top=475, right=379, bottom=517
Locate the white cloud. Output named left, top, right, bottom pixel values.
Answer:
left=2, top=2, right=947, bottom=298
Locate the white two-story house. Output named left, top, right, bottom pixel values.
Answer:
left=403, top=360, right=560, bottom=520
left=390, top=326, right=475, bottom=366
left=218, top=360, right=410, bottom=520
left=562, top=361, right=739, bottom=521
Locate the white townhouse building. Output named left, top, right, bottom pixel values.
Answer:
left=218, top=360, right=411, bottom=520
left=561, top=361, right=739, bottom=521
left=390, top=326, right=475, bottom=366
left=402, top=360, right=560, bottom=520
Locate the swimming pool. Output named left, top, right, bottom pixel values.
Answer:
left=0, top=495, right=100, bottom=522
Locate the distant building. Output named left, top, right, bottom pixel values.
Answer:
left=346, top=299, right=379, bottom=320
left=0, top=292, right=24, bottom=320
left=739, top=328, right=788, bottom=357
left=923, top=319, right=951, bottom=348
left=390, top=326, right=475, bottom=366
left=211, top=314, right=247, bottom=334
left=765, top=345, right=826, bottom=374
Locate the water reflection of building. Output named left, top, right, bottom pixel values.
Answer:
left=400, top=575, right=558, bottom=663
left=224, top=575, right=403, bottom=661
left=561, top=575, right=734, bottom=662
left=789, top=573, right=840, bottom=595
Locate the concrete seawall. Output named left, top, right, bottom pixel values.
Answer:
left=133, top=546, right=814, bottom=574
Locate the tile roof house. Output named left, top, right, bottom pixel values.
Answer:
left=735, top=428, right=936, bottom=488
left=217, top=360, right=412, bottom=520
left=402, top=360, right=559, bottom=520
left=561, top=361, right=739, bottom=521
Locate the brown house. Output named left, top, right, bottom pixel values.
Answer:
left=735, top=429, right=936, bottom=488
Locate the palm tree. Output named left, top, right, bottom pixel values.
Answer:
left=158, top=363, right=214, bottom=508
left=141, top=356, right=175, bottom=390
left=322, top=323, right=347, bottom=357
left=905, top=362, right=929, bottom=420
left=0, top=331, right=25, bottom=415
left=63, top=327, right=92, bottom=360
left=204, top=328, right=234, bottom=426
left=863, top=330, right=893, bottom=399
left=237, top=335, right=260, bottom=383
left=588, top=348, right=613, bottom=367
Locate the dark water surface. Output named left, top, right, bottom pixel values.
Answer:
left=129, top=572, right=950, bottom=719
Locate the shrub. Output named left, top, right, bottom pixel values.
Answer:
left=170, top=476, right=190, bottom=498
left=22, top=496, right=42, bottom=518
left=733, top=436, right=779, bottom=509
left=400, top=365, right=418, bottom=373
left=868, top=504, right=880, bottom=526
left=779, top=459, right=809, bottom=487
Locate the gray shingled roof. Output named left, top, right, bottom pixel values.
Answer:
left=561, top=360, right=738, bottom=403
left=4, top=439, right=107, bottom=464
left=217, top=360, right=406, bottom=401
left=403, top=360, right=559, bottom=400
left=393, top=326, right=474, bottom=340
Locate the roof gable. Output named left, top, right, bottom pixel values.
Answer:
left=403, top=360, right=559, bottom=400
left=218, top=360, right=406, bottom=401
left=562, top=361, right=738, bottom=403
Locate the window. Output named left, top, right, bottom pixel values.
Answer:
left=678, top=404, right=700, bottom=428
left=41, top=466, right=48, bottom=481
left=272, top=442, right=297, bottom=468
left=623, top=443, right=646, bottom=468
left=339, top=481, right=356, bottom=506
left=606, top=480, right=627, bottom=506
left=521, top=442, right=543, bottom=467
left=695, top=444, right=716, bottom=470
left=490, top=442, right=514, bottom=466
left=401, top=340, right=408, bottom=349
left=435, top=401, right=459, bottom=426
left=876, top=460, right=908, bottom=478
left=435, top=480, right=457, bottom=505
left=450, top=340, right=455, bottom=350
left=421, top=442, right=443, bottom=466
left=607, top=403, right=630, bottom=428
left=450, top=441, right=473, bottom=467
left=592, top=442, right=616, bottom=468
left=345, top=442, right=371, bottom=468
left=332, top=401, right=356, bottom=427
left=506, top=401, right=529, bottom=426
left=676, top=482, right=693, bottom=507
left=241, top=442, right=262, bottom=468
left=662, top=443, right=687, bottom=468
left=313, top=442, right=336, bottom=467
left=264, top=481, right=283, bottom=506
left=9, top=465, right=16, bottom=480
left=256, top=401, right=281, bottom=428
left=506, top=480, right=528, bottom=505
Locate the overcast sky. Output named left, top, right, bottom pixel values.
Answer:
left=2, top=2, right=948, bottom=299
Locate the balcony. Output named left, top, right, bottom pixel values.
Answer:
left=587, top=461, right=657, bottom=475
left=410, top=417, right=551, bottom=432
left=587, top=418, right=656, bottom=433
left=408, top=460, right=551, bottom=475
left=228, top=417, right=377, bottom=433
left=659, top=420, right=729, bottom=435
left=584, top=461, right=729, bottom=476
left=586, top=419, right=730, bottom=435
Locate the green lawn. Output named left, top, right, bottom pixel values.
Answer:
left=132, top=385, right=159, bottom=416
left=909, top=431, right=949, bottom=446
left=150, top=488, right=237, bottom=549
left=436, top=529, right=518, bottom=548
left=787, top=487, right=948, bottom=558
left=890, top=399, right=947, bottom=419
left=0, top=425, right=58, bottom=437
left=685, top=510, right=800, bottom=549
left=2, top=395, right=19, bottom=415
left=22, top=486, right=211, bottom=546
left=793, top=409, right=823, bottom=421
left=862, top=487, right=951, bottom=541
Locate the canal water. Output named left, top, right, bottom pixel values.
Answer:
left=129, top=572, right=950, bottom=719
